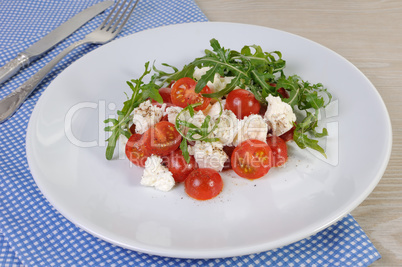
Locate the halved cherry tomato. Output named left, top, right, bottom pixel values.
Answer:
left=279, top=125, right=296, bottom=142
left=164, top=149, right=198, bottom=183
left=142, top=121, right=182, bottom=156
left=270, top=83, right=289, bottom=99
left=231, top=139, right=272, bottom=179
left=129, top=123, right=136, bottom=135
left=151, top=87, right=174, bottom=107
left=171, top=77, right=211, bottom=111
left=125, top=133, right=149, bottom=167
left=222, top=146, right=235, bottom=171
left=266, top=136, right=288, bottom=167
left=160, top=114, right=169, bottom=122
left=225, top=89, right=261, bottom=119
left=185, top=168, right=223, bottom=200
left=277, top=87, right=289, bottom=99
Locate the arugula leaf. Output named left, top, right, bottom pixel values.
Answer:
left=104, top=62, right=156, bottom=160
left=140, top=83, right=162, bottom=103
left=293, top=128, right=326, bottom=157
left=179, top=139, right=190, bottom=163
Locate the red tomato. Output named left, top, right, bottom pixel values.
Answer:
left=270, top=83, right=289, bottom=99
left=185, top=168, right=223, bottom=200
left=129, top=123, right=136, bottom=135
left=165, top=149, right=198, bottom=183
left=231, top=139, right=272, bottom=179
left=151, top=87, right=174, bottom=107
left=279, top=125, right=296, bottom=142
left=266, top=136, right=288, bottom=167
left=258, top=104, right=267, bottom=117
left=277, top=87, right=289, bottom=99
left=222, top=146, right=235, bottom=171
left=225, top=89, right=261, bottom=119
left=125, top=133, right=149, bottom=167
left=171, top=77, right=211, bottom=111
left=160, top=114, right=169, bottom=122
left=142, top=121, right=182, bottom=156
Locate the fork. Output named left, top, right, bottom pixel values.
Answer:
left=0, top=0, right=139, bottom=123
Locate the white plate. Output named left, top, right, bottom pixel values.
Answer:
left=26, top=22, right=392, bottom=258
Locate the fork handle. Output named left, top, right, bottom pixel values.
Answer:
left=0, top=40, right=88, bottom=123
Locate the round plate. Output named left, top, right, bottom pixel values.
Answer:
left=26, top=22, right=392, bottom=258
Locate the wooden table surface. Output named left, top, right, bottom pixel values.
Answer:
left=194, top=1, right=402, bottom=266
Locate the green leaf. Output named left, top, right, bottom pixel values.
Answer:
left=202, top=74, right=241, bottom=98
left=195, top=64, right=225, bottom=93
left=105, top=132, right=119, bottom=160
left=104, top=62, right=153, bottom=160
left=141, top=83, right=163, bottom=103
left=293, top=128, right=327, bottom=158
left=180, top=138, right=190, bottom=163
left=277, top=75, right=301, bottom=106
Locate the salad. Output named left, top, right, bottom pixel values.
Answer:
left=104, top=39, right=332, bottom=200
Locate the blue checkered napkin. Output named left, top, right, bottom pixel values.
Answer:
left=0, top=0, right=381, bottom=266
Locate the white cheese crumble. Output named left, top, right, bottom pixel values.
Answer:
left=132, top=100, right=164, bottom=134
left=193, top=67, right=234, bottom=93
left=188, top=141, right=228, bottom=172
left=176, top=110, right=212, bottom=140
left=207, top=99, right=226, bottom=119
left=164, top=106, right=183, bottom=124
left=141, top=155, right=175, bottom=192
left=211, top=109, right=239, bottom=146
left=233, top=114, right=268, bottom=147
left=264, top=95, right=296, bottom=136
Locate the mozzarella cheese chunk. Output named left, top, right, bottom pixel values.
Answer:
left=132, top=100, right=164, bottom=134
left=193, top=66, right=211, bottom=81
left=178, top=110, right=212, bottom=140
left=264, top=95, right=296, bottom=136
left=193, top=67, right=234, bottom=93
left=188, top=110, right=208, bottom=128
left=188, top=141, right=228, bottom=172
left=164, top=106, right=183, bottom=124
left=141, top=155, right=175, bottom=192
left=207, top=99, right=226, bottom=119
left=233, top=114, right=268, bottom=147
left=211, top=109, right=239, bottom=146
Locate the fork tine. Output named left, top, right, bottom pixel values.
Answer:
left=111, top=0, right=138, bottom=33
left=104, top=0, right=128, bottom=31
left=100, top=0, right=121, bottom=29
left=118, top=0, right=139, bottom=33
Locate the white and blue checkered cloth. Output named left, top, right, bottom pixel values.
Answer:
left=0, top=0, right=381, bottom=266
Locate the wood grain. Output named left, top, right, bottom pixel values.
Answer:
left=194, top=0, right=402, bottom=265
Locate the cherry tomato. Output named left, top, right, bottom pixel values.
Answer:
left=151, top=87, right=174, bottom=107
left=258, top=104, right=267, bottom=117
left=164, top=149, right=198, bottom=183
left=125, top=133, right=149, bottom=167
left=171, top=77, right=211, bottom=111
left=225, top=89, right=261, bottom=119
left=231, top=139, right=272, bottom=179
left=266, top=136, right=288, bottom=167
left=185, top=168, right=223, bottom=200
left=142, top=121, right=182, bottom=156
left=160, top=114, right=169, bottom=122
left=129, top=123, right=136, bottom=135
left=270, top=83, right=289, bottom=99
left=277, top=87, right=289, bottom=99
left=279, top=125, right=296, bottom=142
left=222, top=146, right=235, bottom=171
